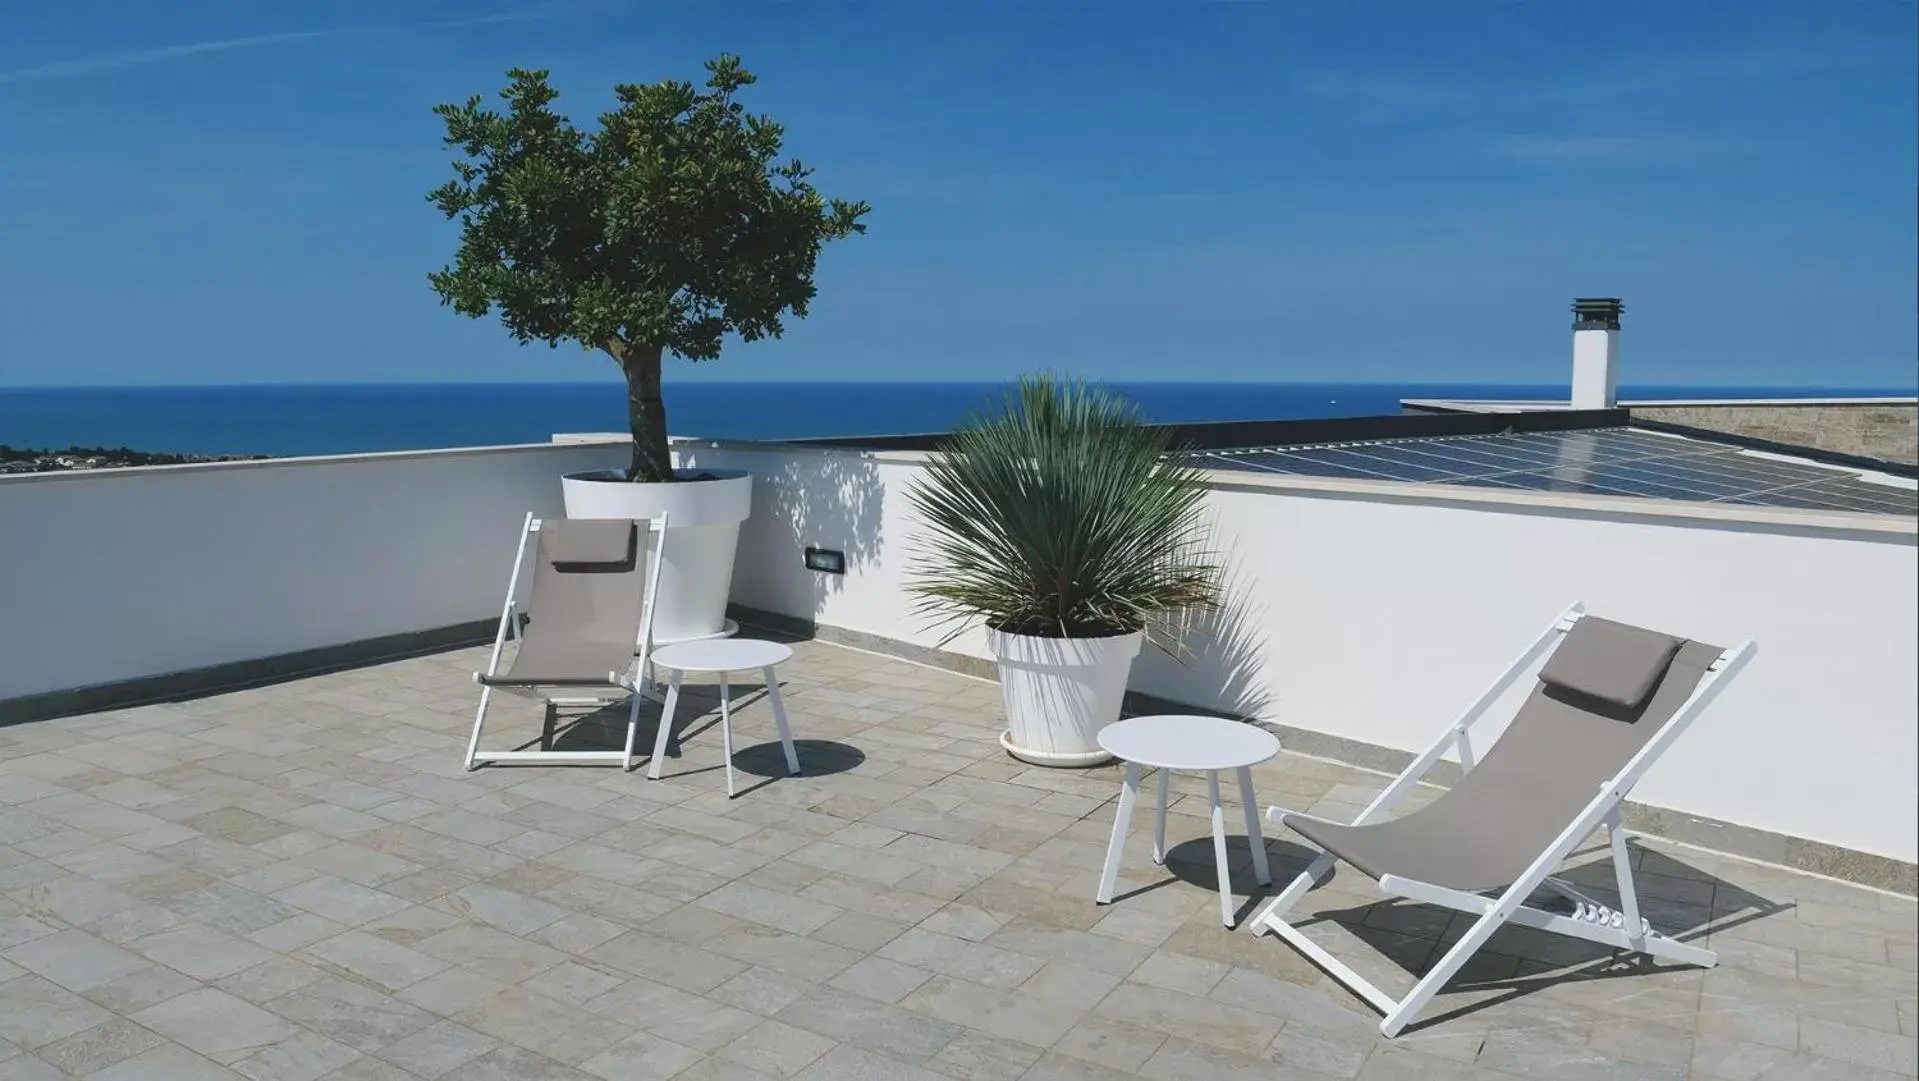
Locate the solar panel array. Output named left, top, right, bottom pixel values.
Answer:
left=1187, top=427, right=1918, bottom=516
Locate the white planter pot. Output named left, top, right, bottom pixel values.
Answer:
left=561, top=469, right=752, bottom=644
left=989, top=628, right=1143, bottom=767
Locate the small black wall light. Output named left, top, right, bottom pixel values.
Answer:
left=804, top=547, right=846, bottom=575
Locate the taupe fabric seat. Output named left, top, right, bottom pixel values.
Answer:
left=478, top=519, right=646, bottom=690
left=465, top=515, right=666, bottom=771
left=1251, top=605, right=1755, bottom=1039
left=1283, top=632, right=1723, bottom=893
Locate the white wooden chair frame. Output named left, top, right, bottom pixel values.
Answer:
left=462, top=511, right=669, bottom=771
left=1251, top=602, right=1757, bottom=1037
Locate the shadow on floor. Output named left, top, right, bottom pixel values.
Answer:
left=492, top=687, right=865, bottom=794
left=1243, top=839, right=1794, bottom=1033
left=1114, top=835, right=1327, bottom=925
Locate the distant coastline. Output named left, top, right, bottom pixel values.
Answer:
left=0, top=444, right=267, bottom=474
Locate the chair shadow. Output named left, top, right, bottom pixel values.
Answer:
left=1266, top=839, right=1794, bottom=1033
left=512, top=684, right=865, bottom=796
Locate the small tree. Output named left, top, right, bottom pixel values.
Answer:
left=428, top=56, right=869, bottom=482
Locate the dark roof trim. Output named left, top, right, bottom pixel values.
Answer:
left=786, top=408, right=1633, bottom=453
left=1628, top=416, right=1919, bottom=479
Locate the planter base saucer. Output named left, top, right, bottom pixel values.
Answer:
left=999, top=731, right=1115, bottom=768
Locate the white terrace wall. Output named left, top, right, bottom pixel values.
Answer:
left=0, top=442, right=626, bottom=702
left=679, top=441, right=1919, bottom=866
left=2, top=436, right=1912, bottom=866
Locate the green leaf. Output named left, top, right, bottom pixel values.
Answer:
left=905, top=375, right=1220, bottom=649
left=426, top=58, right=869, bottom=481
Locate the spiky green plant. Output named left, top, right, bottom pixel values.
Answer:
left=906, top=375, right=1219, bottom=644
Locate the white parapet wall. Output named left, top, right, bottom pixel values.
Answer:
left=2, top=434, right=1912, bottom=874
left=674, top=440, right=1918, bottom=869
left=0, top=441, right=627, bottom=704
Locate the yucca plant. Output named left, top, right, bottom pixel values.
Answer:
left=906, top=375, right=1219, bottom=644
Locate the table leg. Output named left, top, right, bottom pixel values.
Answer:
left=720, top=671, right=735, bottom=798
left=647, top=669, right=683, bottom=780
left=1097, top=762, right=1142, bottom=904
left=1152, top=767, right=1170, bottom=865
left=764, top=666, right=801, bottom=775
left=1209, top=770, right=1235, bottom=927
left=1238, top=766, right=1271, bottom=886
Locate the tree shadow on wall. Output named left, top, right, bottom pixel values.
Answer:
left=1129, top=535, right=1273, bottom=722
left=682, top=444, right=887, bottom=625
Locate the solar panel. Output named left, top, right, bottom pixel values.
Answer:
left=1188, top=428, right=1919, bottom=516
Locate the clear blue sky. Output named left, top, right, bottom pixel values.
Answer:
left=1, top=1, right=1913, bottom=388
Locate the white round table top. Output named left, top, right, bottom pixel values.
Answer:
left=652, top=638, right=793, bottom=673
left=1098, top=715, right=1280, bottom=772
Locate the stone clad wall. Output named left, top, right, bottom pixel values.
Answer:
left=1630, top=402, right=1918, bottom=465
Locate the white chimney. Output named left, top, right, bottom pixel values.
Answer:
left=1570, top=297, right=1623, bottom=410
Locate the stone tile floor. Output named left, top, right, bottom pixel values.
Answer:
left=1, top=636, right=1913, bottom=1080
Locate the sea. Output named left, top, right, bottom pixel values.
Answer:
left=1, top=382, right=1912, bottom=458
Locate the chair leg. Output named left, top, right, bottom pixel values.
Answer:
left=1252, top=850, right=1335, bottom=933
left=1237, top=767, right=1271, bottom=886
left=647, top=670, right=683, bottom=780
left=1605, top=809, right=1647, bottom=952
left=1380, top=876, right=1532, bottom=1037
left=1209, top=770, right=1236, bottom=927
left=463, top=687, right=492, bottom=771
left=764, top=665, right=801, bottom=775
left=1097, top=762, right=1142, bottom=903
left=720, top=671, right=736, bottom=798
left=1153, top=768, right=1170, bottom=865
left=621, top=692, right=644, bottom=772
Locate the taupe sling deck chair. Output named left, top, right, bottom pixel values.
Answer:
left=1253, top=603, right=1756, bottom=1037
left=463, top=513, right=667, bottom=771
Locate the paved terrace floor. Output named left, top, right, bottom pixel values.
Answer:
left=1, top=637, right=1913, bottom=1081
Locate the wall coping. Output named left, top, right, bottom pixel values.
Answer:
left=0, top=439, right=625, bottom=487
left=1405, top=397, right=1917, bottom=410
left=7, top=431, right=1906, bottom=541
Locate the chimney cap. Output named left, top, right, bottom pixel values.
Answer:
left=1572, top=297, right=1623, bottom=330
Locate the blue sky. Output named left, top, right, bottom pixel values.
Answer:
left=1, top=1, right=1913, bottom=388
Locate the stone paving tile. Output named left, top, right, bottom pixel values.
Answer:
left=229, top=1029, right=361, bottom=1081
left=132, top=987, right=300, bottom=1063
left=33, top=1017, right=166, bottom=1076
left=903, top=973, right=1095, bottom=1048
left=577, top=1034, right=707, bottom=1080
left=262, top=975, right=440, bottom=1054
left=776, top=983, right=964, bottom=1062
left=88, top=1042, right=248, bottom=1080
left=132, top=922, right=278, bottom=981
left=0, top=974, right=115, bottom=1049
left=454, top=987, right=629, bottom=1065
left=2, top=638, right=1911, bottom=1079
left=2, top=928, right=149, bottom=992
left=830, top=954, right=935, bottom=1004
left=371, top=1018, right=496, bottom=1078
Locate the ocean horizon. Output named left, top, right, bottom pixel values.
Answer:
left=2, top=381, right=1914, bottom=458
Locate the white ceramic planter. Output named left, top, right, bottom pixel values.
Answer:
left=988, top=628, right=1143, bottom=767
left=561, top=468, right=752, bottom=644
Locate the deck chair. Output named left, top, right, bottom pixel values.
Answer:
left=1252, top=602, right=1756, bottom=1037
left=462, top=512, right=667, bottom=770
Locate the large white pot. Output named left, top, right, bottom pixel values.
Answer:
left=989, top=628, right=1143, bottom=767
left=561, top=468, right=752, bottom=644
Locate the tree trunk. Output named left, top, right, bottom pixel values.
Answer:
left=610, top=342, right=674, bottom=483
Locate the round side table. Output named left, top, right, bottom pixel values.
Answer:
left=648, top=639, right=801, bottom=797
left=1095, top=715, right=1280, bottom=927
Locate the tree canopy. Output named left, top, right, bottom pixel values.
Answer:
left=428, top=56, right=868, bottom=481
